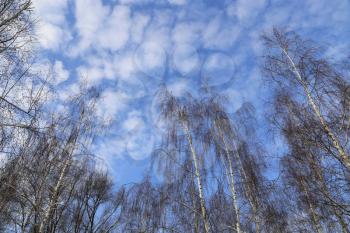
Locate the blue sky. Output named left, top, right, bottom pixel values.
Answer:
left=32, top=0, right=350, bottom=185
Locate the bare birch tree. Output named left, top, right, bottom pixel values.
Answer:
left=262, top=28, right=350, bottom=232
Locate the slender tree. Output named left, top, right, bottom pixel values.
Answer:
left=155, top=89, right=211, bottom=233
left=262, top=28, right=350, bottom=171
left=263, top=28, right=350, bottom=232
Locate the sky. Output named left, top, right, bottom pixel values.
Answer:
left=32, top=0, right=350, bottom=185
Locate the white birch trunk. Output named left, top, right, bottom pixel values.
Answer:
left=282, top=49, right=350, bottom=172
left=181, top=120, right=210, bottom=233
left=300, top=178, right=323, bottom=233
left=38, top=137, right=76, bottom=233
left=215, top=122, right=243, bottom=233
left=230, top=138, right=260, bottom=233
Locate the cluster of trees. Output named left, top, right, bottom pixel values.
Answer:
left=0, top=1, right=349, bottom=232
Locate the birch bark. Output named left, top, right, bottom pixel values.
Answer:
left=282, top=48, right=350, bottom=171
left=181, top=119, right=210, bottom=233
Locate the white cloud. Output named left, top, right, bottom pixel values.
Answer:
left=119, top=0, right=153, bottom=4
left=94, top=137, right=126, bottom=160
left=152, top=10, right=174, bottom=28
left=134, top=41, right=167, bottom=79
left=222, top=88, right=244, bottom=113
left=53, top=61, right=69, bottom=85
left=133, top=24, right=171, bottom=80
left=233, top=0, right=266, bottom=25
left=126, top=131, right=154, bottom=160
left=30, top=59, right=69, bottom=86
left=325, top=44, right=349, bottom=62
left=114, top=52, right=137, bottom=80
left=33, top=0, right=68, bottom=24
left=117, top=78, right=147, bottom=99
left=226, top=3, right=236, bottom=17
left=136, top=42, right=165, bottom=69
left=262, top=5, right=290, bottom=28
left=202, top=15, right=240, bottom=49
left=74, top=0, right=109, bottom=53
left=167, top=78, right=190, bottom=97
left=33, top=0, right=70, bottom=51
left=77, top=66, right=105, bottom=85
left=59, top=83, right=80, bottom=101
left=172, top=44, right=199, bottom=75
left=74, top=1, right=131, bottom=54
left=130, top=13, right=150, bottom=43
left=95, top=110, right=155, bottom=161
left=123, top=111, right=154, bottom=160
left=123, top=111, right=144, bottom=131
left=36, top=22, right=66, bottom=50
left=96, top=89, right=129, bottom=122
left=76, top=52, right=115, bottom=85
left=77, top=50, right=141, bottom=85
left=172, top=22, right=202, bottom=44
left=168, top=0, right=187, bottom=5
left=96, top=129, right=154, bottom=161
left=202, top=53, right=235, bottom=86
left=98, top=6, right=131, bottom=51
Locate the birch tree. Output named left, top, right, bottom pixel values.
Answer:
left=153, top=89, right=277, bottom=232
left=155, top=89, right=211, bottom=233
left=262, top=28, right=350, bottom=172
left=263, top=28, right=350, bottom=232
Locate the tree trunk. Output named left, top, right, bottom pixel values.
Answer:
left=231, top=139, right=260, bottom=233
left=282, top=48, right=350, bottom=172
left=38, top=133, right=77, bottom=233
left=181, top=120, right=210, bottom=233
left=191, top=171, right=200, bottom=233
left=215, top=122, right=242, bottom=233
left=300, top=178, right=323, bottom=233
